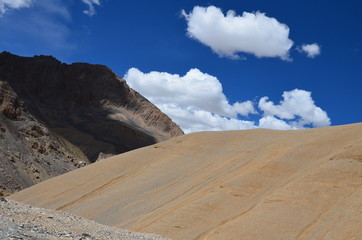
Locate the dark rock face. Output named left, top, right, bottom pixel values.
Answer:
left=0, top=51, right=184, bottom=195
left=0, top=81, right=89, bottom=196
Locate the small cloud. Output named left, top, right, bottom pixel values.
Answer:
left=298, top=43, right=321, bottom=58
left=258, top=89, right=330, bottom=128
left=181, top=6, right=294, bottom=61
left=81, top=0, right=100, bottom=16
left=258, top=116, right=294, bottom=130
left=0, top=0, right=32, bottom=15
left=124, top=68, right=331, bottom=133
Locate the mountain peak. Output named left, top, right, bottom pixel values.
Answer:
left=0, top=52, right=183, bottom=195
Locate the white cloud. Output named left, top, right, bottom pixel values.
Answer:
left=182, top=6, right=294, bottom=60
left=258, top=89, right=330, bottom=128
left=154, top=104, right=256, bottom=133
left=124, top=68, right=256, bottom=133
left=298, top=43, right=321, bottom=58
left=81, top=0, right=100, bottom=16
left=0, top=0, right=32, bottom=15
left=124, top=68, right=331, bottom=133
left=125, top=68, right=255, bottom=118
left=258, top=116, right=294, bottom=130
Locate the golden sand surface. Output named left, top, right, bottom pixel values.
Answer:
left=10, top=123, right=362, bottom=240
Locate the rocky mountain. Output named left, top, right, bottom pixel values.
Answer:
left=0, top=81, right=89, bottom=196
left=10, top=123, right=362, bottom=240
left=0, top=51, right=183, bottom=195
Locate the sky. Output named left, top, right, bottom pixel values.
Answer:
left=0, top=0, right=361, bottom=133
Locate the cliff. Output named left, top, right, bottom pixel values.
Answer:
left=0, top=52, right=184, bottom=195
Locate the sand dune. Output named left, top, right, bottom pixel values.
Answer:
left=10, top=123, right=362, bottom=240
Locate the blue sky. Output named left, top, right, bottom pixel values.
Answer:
left=1, top=0, right=361, bottom=132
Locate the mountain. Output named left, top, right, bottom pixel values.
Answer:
left=0, top=52, right=183, bottom=195
left=0, top=81, right=89, bottom=196
left=10, top=123, right=362, bottom=240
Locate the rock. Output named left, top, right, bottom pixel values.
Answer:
left=96, top=152, right=114, bottom=161
left=0, top=81, right=87, bottom=195
left=0, top=52, right=183, bottom=194
left=0, top=81, right=26, bottom=120
left=76, top=161, right=86, bottom=168
left=0, top=52, right=183, bottom=161
left=0, top=199, right=170, bottom=240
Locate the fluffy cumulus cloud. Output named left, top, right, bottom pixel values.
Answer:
left=124, top=68, right=331, bottom=133
left=124, top=68, right=256, bottom=133
left=258, top=116, right=294, bottom=130
left=298, top=43, right=321, bottom=58
left=182, top=6, right=294, bottom=60
left=0, top=0, right=32, bottom=15
left=81, top=0, right=100, bottom=16
left=258, top=89, right=330, bottom=128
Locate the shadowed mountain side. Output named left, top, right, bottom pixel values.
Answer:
left=0, top=51, right=184, bottom=162
left=0, top=51, right=183, bottom=195
left=0, top=81, right=89, bottom=196
left=38, top=108, right=162, bottom=162
left=10, top=123, right=362, bottom=240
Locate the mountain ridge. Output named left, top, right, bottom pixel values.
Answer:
left=0, top=51, right=183, bottom=195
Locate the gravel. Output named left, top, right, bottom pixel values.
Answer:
left=0, top=197, right=170, bottom=240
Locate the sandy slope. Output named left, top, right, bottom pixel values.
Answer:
left=10, top=123, right=362, bottom=240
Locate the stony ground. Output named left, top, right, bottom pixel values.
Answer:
left=0, top=197, right=170, bottom=240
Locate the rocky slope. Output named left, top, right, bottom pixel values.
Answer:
left=0, top=197, right=169, bottom=240
left=10, top=123, right=362, bottom=240
left=0, top=81, right=89, bottom=196
left=0, top=51, right=183, bottom=195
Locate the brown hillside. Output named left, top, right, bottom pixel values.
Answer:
left=10, top=123, right=362, bottom=240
